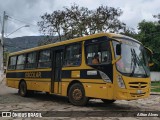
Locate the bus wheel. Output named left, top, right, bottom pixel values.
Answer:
left=19, top=81, right=28, bottom=97
left=68, top=83, right=88, bottom=106
left=101, top=99, right=116, bottom=104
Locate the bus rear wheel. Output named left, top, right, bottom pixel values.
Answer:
left=68, top=83, right=88, bottom=106
left=101, top=99, right=116, bottom=104
left=19, top=81, right=28, bottom=97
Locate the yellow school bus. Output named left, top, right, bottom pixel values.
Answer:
left=6, top=33, right=153, bottom=106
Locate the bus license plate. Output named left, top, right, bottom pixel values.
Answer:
left=137, top=90, right=143, bottom=94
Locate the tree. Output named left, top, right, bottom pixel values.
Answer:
left=120, top=27, right=138, bottom=39
left=62, top=5, right=91, bottom=39
left=153, top=13, right=160, bottom=23
left=91, top=5, right=125, bottom=33
left=37, top=10, right=65, bottom=41
left=37, top=4, right=126, bottom=44
left=137, top=19, right=160, bottom=71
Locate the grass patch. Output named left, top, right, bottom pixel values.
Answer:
left=151, top=88, right=160, bottom=92
left=151, top=81, right=160, bottom=92
left=151, top=81, right=160, bottom=86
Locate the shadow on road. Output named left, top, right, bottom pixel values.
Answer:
left=5, top=92, right=139, bottom=111
left=0, top=81, right=141, bottom=111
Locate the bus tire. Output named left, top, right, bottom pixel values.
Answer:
left=68, top=83, right=88, bottom=106
left=18, top=81, right=28, bottom=97
left=101, top=99, right=116, bottom=104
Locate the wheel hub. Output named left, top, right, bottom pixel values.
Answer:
left=72, top=88, right=82, bottom=101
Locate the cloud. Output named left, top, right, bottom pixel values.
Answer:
left=0, top=0, right=160, bottom=38
left=0, top=0, right=56, bottom=38
left=97, top=0, right=160, bottom=30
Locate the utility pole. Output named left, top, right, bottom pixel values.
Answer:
left=0, top=11, right=6, bottom=74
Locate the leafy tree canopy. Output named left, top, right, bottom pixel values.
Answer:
left=37, top=4, right=160, bottom=71
left=37, top=4, right=126, bottom=42
left=137, top=17, right=160, bottom=71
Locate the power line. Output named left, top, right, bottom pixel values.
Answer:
left=5, top=25, right=29, bottom=38
left=7, top=16, right=37, bottom=27
left=7, top=18, right=30, bottom=28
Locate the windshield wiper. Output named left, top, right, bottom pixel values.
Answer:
left=130, top=49, right=136, bottom=77
left=134, top=50, right=148, bottom=77
left=130, top=49, right=148, bottom=77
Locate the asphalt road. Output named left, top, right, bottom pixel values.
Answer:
left=0, top=80, right=160, bottom=120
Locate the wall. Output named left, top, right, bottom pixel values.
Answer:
left=151, top=72, right=160, bottom=81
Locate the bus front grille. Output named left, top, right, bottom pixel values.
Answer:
left=130, top=92, right=146, bottom=97
left=128, top=82, right=148, bottom=89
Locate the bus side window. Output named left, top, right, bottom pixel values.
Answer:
left=86, top=41, right=111, bottom=65
left=8, top=56, right=17, bottom=70
left=38, top=49, right=51, bottom=68
left=25, top=52, right=37, bottom=69
left=64, top=43, right=81, bottom=66
left=16, top=54, right=26, bottom=70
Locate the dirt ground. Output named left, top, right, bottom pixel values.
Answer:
left=0, top=80, right=160, bottom=120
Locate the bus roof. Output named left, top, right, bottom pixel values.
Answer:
left=110, top=33, right=141, bottom=44
left=9, top=32, right=141, bottom=56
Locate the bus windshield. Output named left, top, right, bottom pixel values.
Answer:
left=113, top=39, right=150, bottom=77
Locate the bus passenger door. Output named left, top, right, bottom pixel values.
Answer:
left=51, top=49, right=63, bottom=94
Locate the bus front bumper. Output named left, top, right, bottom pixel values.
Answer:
left=115, top=88, right=150, bottom=100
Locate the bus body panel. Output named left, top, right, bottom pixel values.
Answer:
left=113, top=67, right=150, bottom=100
left=6, top=33, right=151, bottom=102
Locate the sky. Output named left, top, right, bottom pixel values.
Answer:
left=0, top=0, right=159, bottom=38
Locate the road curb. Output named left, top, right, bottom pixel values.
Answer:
left=150, top=92, right=160, bottom=95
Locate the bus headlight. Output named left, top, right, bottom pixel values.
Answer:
left=99, top=71, right=112, bottom=83
left=117, top=75, right=125, bottom=88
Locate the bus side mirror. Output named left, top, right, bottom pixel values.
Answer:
left=111, top=39, right=122, bottom=64
left=145, top=47, right=154, bottom=67
left=116, top=44, right=121, bottom=55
